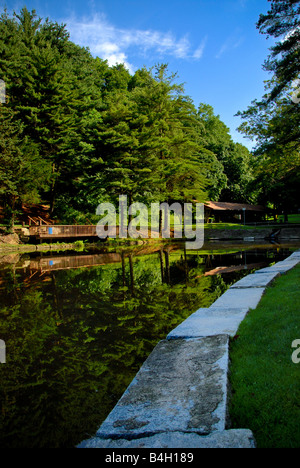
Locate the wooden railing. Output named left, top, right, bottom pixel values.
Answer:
left=29, top=225, right=99, bottom=238
left=27, top=216, right=53, bottom=226
left=28, top=225, right=154, bottom=238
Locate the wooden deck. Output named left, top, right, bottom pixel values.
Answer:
left=28, top=224, right=156, bottom=240
left=29, top=225, right=101, bottom=239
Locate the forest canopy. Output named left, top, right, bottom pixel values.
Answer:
left=0, top=3, right=298, bottom=226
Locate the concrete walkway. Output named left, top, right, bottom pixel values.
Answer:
left=77, top=250, right=300, bottom=449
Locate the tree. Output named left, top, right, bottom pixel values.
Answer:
left=197, top=104, right=254, bottom=202
left=97, top=64, right=209, bottom=209
left=133, top=65, right=208, bottom=205
left=0, top=7, right=107, bottom=220
left=0, top=105, right=51, bottom=228
left=238, top=0, right=300, bottom=151
left=0, top=8, right=74, bottom=214
left=257, top=0, right=300, bottom=103
left=236, top=0, right=300, bottom=214
left=93, top=64, right=150, bottom=208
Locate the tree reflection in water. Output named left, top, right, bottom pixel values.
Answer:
left=0, top=245, right=292, bottom=447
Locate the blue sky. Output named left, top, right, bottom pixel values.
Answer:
left=1, top=0, right=275, bottom=149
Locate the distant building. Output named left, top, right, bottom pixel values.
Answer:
left=204, top=201, right=265, bottom=224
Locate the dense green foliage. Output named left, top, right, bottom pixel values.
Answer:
left=2, top=3, right=298, bottom=222
left=0, top=7, right=254, bottom=225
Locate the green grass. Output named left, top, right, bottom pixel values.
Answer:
left=203, top=222, right=261, bottom=230
left=229, top=264, right=300, bottom=448
left=277, top=214, right=300, bottom=224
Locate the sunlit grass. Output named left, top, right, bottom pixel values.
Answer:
left=229, top=264, right=300, bottom=448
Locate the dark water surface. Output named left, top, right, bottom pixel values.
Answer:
left=0, top=241, right=299, bottom=448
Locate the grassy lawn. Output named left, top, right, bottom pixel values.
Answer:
left=229, top=263, right=300, bottom=448
left=203, top=222, right=262, bottom=230
left=277, top=214, right=300, bottom=224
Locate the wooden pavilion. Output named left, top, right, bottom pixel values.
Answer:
left=204, top=201, right=265, bottom=224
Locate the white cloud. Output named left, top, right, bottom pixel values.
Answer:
left=193, top=36, right=208, bottom=59
left=216, top=31, right=244, bottom=59
left=63, top=13, right=206, bottom=73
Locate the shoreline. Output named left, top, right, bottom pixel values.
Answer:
left=77, top=250, right=300, bottom=449
left=0, top=224, right=299, bottom=254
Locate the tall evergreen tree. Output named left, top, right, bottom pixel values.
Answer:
left=197, top=104, right=253, bottom=202
left=0, top=7, right=106, bottom=218
left=237, top=0, right=300, bottom=213
left=131, top=65, right=208, bottom=204
left=257, top=0, right=300, bottom=103
left=0, top=104, right=51, bottom=228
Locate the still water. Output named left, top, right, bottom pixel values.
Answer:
left=0, top=241, right=298, bottom=448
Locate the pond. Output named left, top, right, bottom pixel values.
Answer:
left=0, top=241, right=299, bottom=448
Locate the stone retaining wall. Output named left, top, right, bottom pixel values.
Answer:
left=205, top=227, right=300, bottom=241
left=78, top=250, right=300, bottom=448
